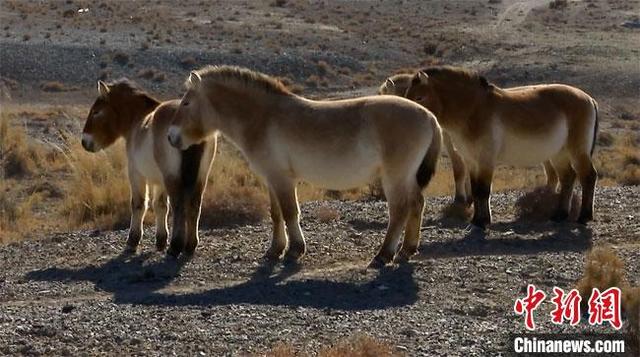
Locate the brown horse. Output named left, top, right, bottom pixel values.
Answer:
left=405, top=66, right=598, bottom=229
left=168, top=65, right=442, bottom=268
left=82, top=79, right=216, bottom=256
left=379, top=73, right=559, bottom=205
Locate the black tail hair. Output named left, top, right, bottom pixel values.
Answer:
left=416, top=123, right=442, bottom=190
left=590, top=99, right=599, bottom=156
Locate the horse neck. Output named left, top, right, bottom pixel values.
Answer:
left=436, top=81, right=486, bottom=128
left=118, top=98, right=159, bottom=142
left=207, top=86, right=293, bottom=151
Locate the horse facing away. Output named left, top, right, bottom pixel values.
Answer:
left=405, top=66, right=599, bottom=229
left=379, top=73, right=559, bottom=206
left=168, top=65, right=442, bottom=268
left=82, top=79, right=216, bottom=256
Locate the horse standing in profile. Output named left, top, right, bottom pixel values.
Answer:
left=168, top=65, right=442, bottom=268
left=82, top=79, right=216, bottom=256
left=379, top=73, right=559, bottom=206
left=404, top=66, right=598, bottom=229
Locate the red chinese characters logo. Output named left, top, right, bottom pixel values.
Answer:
left=550, top=287, right=582, bottom=326
left=514, top=284, right=547, bottom=330
left=514, top=285, right=623, bottom=330
left=588, top=287, right=622, bottom=330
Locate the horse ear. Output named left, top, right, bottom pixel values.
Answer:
left=97, top=80, right=110, bottom=96
left=417, top=71, right=429, bottom=83
left=189, top=71, right=202, bottom=87
left=385, top=78, right=395, bottom=88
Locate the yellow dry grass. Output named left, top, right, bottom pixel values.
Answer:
left=264, top=335, right=401, bottom=357
left=0, top=104, right=638, bottom=242
left=575, top=246, right=639, bottom=348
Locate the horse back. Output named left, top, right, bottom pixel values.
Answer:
left=492, top=84, right=595, bottom=134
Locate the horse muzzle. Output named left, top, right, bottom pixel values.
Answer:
left=81, top=133, right=97, bottom=152
left=167, top=126, right=184, bottom=149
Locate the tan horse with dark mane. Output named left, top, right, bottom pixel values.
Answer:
left=404, top=66, right=598, bottom=229
left=168, top=65, right=442, bottom=267
left=379, top=73, right=559, bottom=206
left=82, top=79, right=216, bottom=256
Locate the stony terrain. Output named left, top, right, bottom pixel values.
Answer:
left=1, top=187, right=639, bottom=355
left=1, top=0, right=639, bottom=355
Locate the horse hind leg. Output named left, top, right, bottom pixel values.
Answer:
left=152, top=186, right=169, bottom=252
left=369, top=179, right=411, bottom=268
left=395, top=191, right=425, bottom=263
left=550, top=153, right=576, bottom=222
left=571, top=153, right=597, bottom=224
left=543, top=160, right=559, bottom=192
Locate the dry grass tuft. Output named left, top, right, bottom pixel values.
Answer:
left=595, top=134, right=640, bottom=186
left=313, top=204, right=340, bottom=223
left=0, top=180, right=40, bottom=243
left=318, top=335, right=400, bottom=357
left=1, top=116, right=43, bottom=177
left=40, top=81, right=75, bottom=92
left=575, top=246, right=639, bottom=349
left=514, top=186, right=579, bottom=222
left=264, top=335, right=401, bottom=357
left=200, top=144, right=269, bottom=228
left=58, top=133, right=130, bottom=230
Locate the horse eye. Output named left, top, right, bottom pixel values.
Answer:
left=183, top=101, right=190, bottom=106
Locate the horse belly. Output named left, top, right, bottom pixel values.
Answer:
left=498, top=121, right=568, bottom=166
left=292, top=147, right=380, bottom=190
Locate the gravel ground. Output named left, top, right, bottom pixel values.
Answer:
left=1, top=187, right=638, bottom=356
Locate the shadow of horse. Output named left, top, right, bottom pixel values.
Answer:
left=25, top=251, right=187, bottom=297
left=25, top=253, right=418, bottom=311
left=417, top=224, right=592, bottom=260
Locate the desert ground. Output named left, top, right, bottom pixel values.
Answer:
left=1, top=0, right=639, bottom=355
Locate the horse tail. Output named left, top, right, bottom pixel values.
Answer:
left=590, top=98, right=599, bottom=157
left=416, top=117, right=442, bottom=190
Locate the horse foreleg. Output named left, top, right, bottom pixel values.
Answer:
left=126, top=172, right=148, bottom=252
left=183, top=186, right=205, bottom=256
left=396, top=191, right=425, bottom=263
left=445, top=133, right=469, bottom=205
left=264, top=189, right=287, bottom=261
left=152, top=186, right=169, bottom=252
left=470, top=166, right=494, bottom=229
left=166, top=181, right=186, bottom=258
left=271, top=180, right=306, bottom=263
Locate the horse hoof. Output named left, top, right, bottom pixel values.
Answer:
left=577, top=215, right=592, bottom=225
left=263, top=247, right=285, bottom=262
left=166, top=247, right=181, bottom=258
left=550, top=211, right=569, bottom=222
left=283, top=251, right=303, bottom=265
left=367, top=256, right=388, bottom=270
left=123, top=245, right=137, bottom=255
left=155, top=241, right=167, bottom=252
